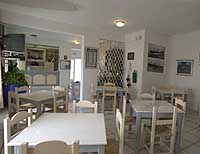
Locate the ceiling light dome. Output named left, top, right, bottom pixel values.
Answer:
left=73, top=40, right=80, bottom=45
left=114, top=20, right=127, bottom=27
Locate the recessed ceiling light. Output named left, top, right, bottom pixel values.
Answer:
left=73, top=40, right=80, bottom=45
left=114, top=20, right=127, bottom=28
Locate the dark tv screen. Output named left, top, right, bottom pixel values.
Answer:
left=2, top=34, right=25, bottom=52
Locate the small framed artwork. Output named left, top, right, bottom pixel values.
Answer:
left=128, top=52, right=134, bottom=60
left=60, top=60, right=71, bottom=70
left=176, top=60, right=193, bottom=76
left=85, top=47, right=98, bottom=68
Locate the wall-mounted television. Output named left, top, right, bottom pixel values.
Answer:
left=2, top=34, right=25, bottom=52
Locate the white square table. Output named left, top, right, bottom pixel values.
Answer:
left=18, top=90, right=66, bottom=118
left=130, top=100, right=184, bottom=154
left=8, top=113, right=107, bottom=154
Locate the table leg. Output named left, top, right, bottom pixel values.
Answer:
left=36, top=104, right=42, bottom=118
left=176, top=113, right=183, bottom=152
left=135, top=113, right=142, bottom=154
left=98, top=145, right=104, bottom=154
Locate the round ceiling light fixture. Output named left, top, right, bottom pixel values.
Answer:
left=114, top=19, right=127, bottom=28
left=73, top=40, right=80, bottom=45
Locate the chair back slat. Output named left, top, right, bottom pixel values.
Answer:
left=72, top=100, right=98, bottom=113
left=15, top=86, right=31, bottom=94
left=10, top=110, right=32, bottom=126
left=20, top=141, right=79, bottom=154
left=137, top=92, right=155, bottom=101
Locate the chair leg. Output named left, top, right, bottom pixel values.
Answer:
left=102, top=95, right=105, bottom=113
left=141, top=123, right=145, bottom=148
left=64, top=103, right=68, bottom=113
left=113, top=95, right=117, bottom=114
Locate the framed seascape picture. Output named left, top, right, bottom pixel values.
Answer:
left=147, top=43, right=165, bottom=73
left=176, top=60, right=193, bottom=76
left=85, top=47, right=98, bottom=68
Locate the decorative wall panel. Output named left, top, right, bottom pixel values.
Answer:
left=97, top=39, right=124, bottom=87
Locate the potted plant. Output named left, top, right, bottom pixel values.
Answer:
left=2, top=61, right=28, bottom=107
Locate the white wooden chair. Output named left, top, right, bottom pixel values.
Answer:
left=53, top=87, right=68, bottom=113
left=45, top=86, right=68, bottom=113
left=20, top=140, right=79, bottom=154
left=137, top=92, right=155, bottom=101
left=175, top=98, right=186, bottom=142
left=105, top=96, right=126, bottom=154
left=4, top=109, right=32, bottom=154
left=102, top=82, right=117, bottom=113
left=14, top=86, right=35, bottom=113
left=8, top=91, right=35, bottom=117
left=171, top=89, right=185, bottom=103
left=141, top=105, right=177, bottom=154
left=90, top=83, right=97, bottom=102
left=72, top=100, right=98, bottom=113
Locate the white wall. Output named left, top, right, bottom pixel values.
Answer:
left=168, top=30, right=200, bottom=110
left=142, top=31, right=170, bottom=92
left=125, top=30, right=145, bottom=98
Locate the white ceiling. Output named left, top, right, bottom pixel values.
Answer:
left=1, top=0, right=200, bottom=35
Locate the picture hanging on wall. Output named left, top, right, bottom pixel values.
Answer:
left=60, top=60, right=71, bottom=70
left=176, top=60, right=193, bottom=76
left=127, top=52, right=134, bottom=60
left=147, top=43, right=165, bottom=73
left=85, top=47, right=98, bottom=68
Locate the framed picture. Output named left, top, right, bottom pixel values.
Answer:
left=147, top=43, right=165, bottom=73
left=85, top=47, right=98, bottom=68
left=60, top=60, right=71, bottom=70
left=176, top=60, right=193, bottom=76
left=127, top=52, right=134, bottom=60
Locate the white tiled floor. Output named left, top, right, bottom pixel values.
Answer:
left=0, top=108, right=200, bottom=154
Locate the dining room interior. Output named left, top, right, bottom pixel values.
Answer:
left=0, top=0, right=200, bottom=154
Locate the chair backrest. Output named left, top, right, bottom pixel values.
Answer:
left=4, top=110, right=32, bottom=154
left=103, top=83, right=117, bottom=96
left=150, top=105, right=177, bottom=154
left=137, top=92, right=155, bottom=101
left=52, top=87, right=68, bottom=113
left=104, top=82, right=115, bottom=87
left=175, top=98, right=186, bottom=112
left=20, top=140, right=79, bottom=154
left=72, top=100, right=98, bottom=113
left=15, top=86, right=31, bottom=94
left=52, top=86, right=66, bottom=92
left=115, top=96, right=126, bottom=154
left=173, top=89, right=185, bottom=101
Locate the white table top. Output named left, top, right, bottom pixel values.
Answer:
left=19, top=90, right=55, bottom=102
left=8, top=113, right=107, bottom=146
left=130, top=100, right=184, bottom=113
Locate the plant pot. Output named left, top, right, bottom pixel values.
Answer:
left=3, top=84, right=20, bottom=107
